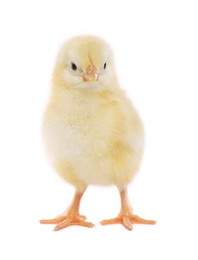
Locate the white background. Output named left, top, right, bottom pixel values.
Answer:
left=0, top=0, right=198, bottom=259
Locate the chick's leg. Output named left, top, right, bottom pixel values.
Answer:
left=40, top=188, right=94, bottom=231
left=100, top=188, right=156, bottom=230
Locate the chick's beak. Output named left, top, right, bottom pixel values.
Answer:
left=83, top=64, right=99, bottom=82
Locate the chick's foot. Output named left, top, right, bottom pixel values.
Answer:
left=100, top=213, right=156, bottom=230
left=40, top=188, right=95, bottom=231
left=40, top=213, right=94, bottom=231
left=100, top=188, right=156, bottom=230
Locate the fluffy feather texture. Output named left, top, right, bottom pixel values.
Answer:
left=43, top=35, right=144, bottom=189
left=41, top=35, right=156, bottom=230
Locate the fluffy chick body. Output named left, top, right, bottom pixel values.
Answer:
left=43, top=84, right=144, bottom=189
left=43, top=36, right=144, bottom=191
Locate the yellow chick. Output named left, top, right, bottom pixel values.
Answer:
left=40, top=35, right=156, bottom=231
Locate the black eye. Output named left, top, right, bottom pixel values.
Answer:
left=71, top=62, right=77, bottom=71
left=104, top=62, right=107, bottom=69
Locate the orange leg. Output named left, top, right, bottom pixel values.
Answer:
left=40, top=188, right=94, bottom=231
left=100, top=188, right=156, bottom=230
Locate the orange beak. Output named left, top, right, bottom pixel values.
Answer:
left=83, top=64, right=99, bottom=82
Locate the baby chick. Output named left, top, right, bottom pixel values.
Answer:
left=40, top=35, right=156, bottom=231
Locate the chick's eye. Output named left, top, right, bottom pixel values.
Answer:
left=103, top=62, right=107, bottom=69
left=71, top=62, right=77, bottom=71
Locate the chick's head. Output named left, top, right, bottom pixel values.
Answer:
left=53, top=35, right=117, bottom=90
